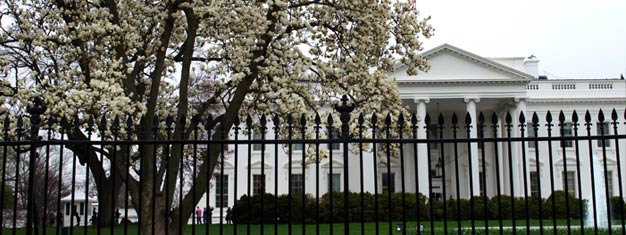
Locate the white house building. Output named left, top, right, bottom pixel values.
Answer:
left=196, top=44, right=626, bottom=223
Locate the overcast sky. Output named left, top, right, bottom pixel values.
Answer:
left=417, top=0, right=626, bottom=79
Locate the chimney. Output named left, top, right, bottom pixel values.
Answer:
left=524, top=55, right=539, bottom=78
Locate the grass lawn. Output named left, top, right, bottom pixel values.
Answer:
left=4, top=220, right=625, bottom=235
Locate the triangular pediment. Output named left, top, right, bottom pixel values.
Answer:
left=392, top=44, right=533, bottom=81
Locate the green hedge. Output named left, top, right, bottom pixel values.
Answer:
left=231, top=191, right=624, bottom=223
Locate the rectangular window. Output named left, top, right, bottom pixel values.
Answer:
left=331, top=131, right=341, bottom=151
left=479, top=171, right=486, bottom=196
left=428, top=125, right=439, bottom=149
left=65, top=203, right=70, bottom=215
left=328, top=173, right=341, bottom=193
left=382, top=172, right=395, bottom=193
left=79, top=202, right=84, bottom=215
left=562, top=171, right=576, bottom=196
left=253, top=133, right=263, bottom=151
left=527, top=122, right=537, bottom=148
left=291, top=135, right=304, bottom=151
left=290, top=174, right=304, bottom=193
left=607, top=171, right=614, bottom=197
left=253, top=174, right=265, bottom=195
left=560, top=123, right=573, bottom=148
left=530, top=171, right=539, bottom=197
left=215, top=174, right=229, bottom=208
left=597, top=122, right=611, bottom=148
left=477, top=127, right=484, bottom=149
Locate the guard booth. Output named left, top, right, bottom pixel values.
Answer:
left=60, top=192, right=97, bottom=227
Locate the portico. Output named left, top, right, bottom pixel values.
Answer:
left=392, top=44, right=534, bottom=199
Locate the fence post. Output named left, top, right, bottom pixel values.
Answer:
left=26, top=97, right=46, bottom=235
left=335, top=95, right=354, bottom=234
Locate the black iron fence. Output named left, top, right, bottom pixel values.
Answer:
left=1, top=99, right=626, bottom=235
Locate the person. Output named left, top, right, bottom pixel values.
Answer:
left=114, top=210, right=121, bottom=224
left=73, top=212, right=81, bottom=225
left=90, top=211, right=98, bottom=226
left=202, top=207, right=208, bottom=224
left=195, top=207, right=203, bottom=224
left=225, top=207, right=232, bottom=224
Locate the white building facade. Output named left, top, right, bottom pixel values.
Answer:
left=198, top=44, right=626, bottom=222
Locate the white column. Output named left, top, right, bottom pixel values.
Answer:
left=464, top=98, right=481, bottom=197
left=414, top=98, right=430, bottom=196
left=513, top=97, right=527, bottom=197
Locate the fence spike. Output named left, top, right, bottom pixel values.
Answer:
left=437, top=113, right=444, bottom=126
left=300, top=113, right=306, bottom=126
left=598, top=109, right=605, bottom=123
left=397, top=113, right=405, bottom=126
left=545, top=111, right=552, bottom=124
left=87, top=116, right=95, bottom=130
left=47, top=116, right=55, bottom=129
left=127, top=116, right=133, bottom=130
left=624, top=108, right=626, bottom=121
left=165, top=115, right=174, bottom=128
left=191, top=114, right=200, bottom=127
left=571, top=110, right=579, bottom=124
left=385, top=113, right=392, bottom=126
left=451, top=112, right=458, bottom=125
left=611, top=109, right=618, bottom=122
left=327, top=113, right=333, bottom=126
left=273, top=116, right=280, bottom=128
left=558, top=110, right=565, bottom=123
left=505, top=112, right=512, bottom=125
left=371, top=113, right=378, bottom=125
left=61, top=116, right=69, bottom=128
left=314, top=113, right=321, bottom=125
left=585, top=110, right=591, bottom=124
left=260, top=114, right=267, bottom=127
left=246, top=114, right=253, bottom=128
left=531, top=112, right=539, bottom=125
left=478, top=112, right=485, bottom=125
left=358, top=113, right=365, bottom=125
left=491, top=112, right=498, bottom=125
left=113, top=116, right=121, bottom=132
left=287, top=113, right=294, bottom=126
left=411, top=113, right=418, bottom=126
left=465, top=112, right=472, bottom=125
left=99, top=115, right=107, bottom=132
left=518, top=112, right=526, bottom=124
left=424, top=113, right=431, bottom=125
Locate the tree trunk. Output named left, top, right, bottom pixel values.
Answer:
left=139, top=192, right=168, bottom=235
left=97, top=179, right=122, bottom=226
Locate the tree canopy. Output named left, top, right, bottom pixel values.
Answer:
left=1, top=0, right=432, bottom=234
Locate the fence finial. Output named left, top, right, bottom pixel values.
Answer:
left=335, top=95, right=354, bottom=139
left=26, top=97, right=46, bottom=235
left=27, top=96, right=47, bottom=140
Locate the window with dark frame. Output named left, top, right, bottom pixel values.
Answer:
left=331, top=131, right=341, bottom=151
left=597, top=122, right=611, bottom=148
left=530, top=171, right=539, bottom=197
left=527, top=122, right=537, bottom=148
left=562, top=171, right=576, bottom=196
left=290, top=174, right=304, bottom=193
left=253, top=133, right=263, bottom=151
left=215, top=174, right=229, bottom=208
left=328, top=173, right=341, bottom=192
left=382, top=172, right=395, bottom=193
left=253, top=174, right=266, bottom=195
left=560, top=123, right=573, bottom=148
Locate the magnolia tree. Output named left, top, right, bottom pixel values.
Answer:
left=1, top=0, right=432, bottom=234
